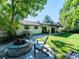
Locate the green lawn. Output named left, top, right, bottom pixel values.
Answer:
left=37, top=32, right=79, bottom=59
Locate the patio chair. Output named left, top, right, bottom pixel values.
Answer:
left=34, top=36, right=49, bottom=56
left=65, top=51, right=79, bottom=59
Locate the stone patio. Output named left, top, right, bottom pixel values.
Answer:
left=0, top=43, right=55, bottom=59
left=7, top=46, right=55, bottom=59
left=0, top=34, right=55, bottom=59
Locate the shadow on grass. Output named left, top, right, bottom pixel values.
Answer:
left=51, top=47, right=61, bottom=54
left=51, top=40, right=78, bottom=54
left=53, top=32, right=73, bottom=38
left=51, top=40, right=73, bottom=48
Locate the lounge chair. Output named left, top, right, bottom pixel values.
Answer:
left=34, top=36, right=49, bottom=56
left=65, top=51, right=79, bottom=59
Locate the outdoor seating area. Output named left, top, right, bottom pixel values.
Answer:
left=0, top=32, right=79, bottom=59
left=0, top=34, right=55, bottom=59
left=1, top=0, right=79, bottom=59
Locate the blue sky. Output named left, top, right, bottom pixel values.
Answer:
left=26, top=0, right=64, bottom=22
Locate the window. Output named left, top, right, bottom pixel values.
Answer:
left=34, top=26, right=38, bottom=29
left=25, top=26, right=29, bottom=29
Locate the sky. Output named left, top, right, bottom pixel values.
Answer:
left=26, top=0, right=65, bottom=22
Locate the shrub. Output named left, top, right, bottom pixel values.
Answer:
left=69, top=29, right=79, bottom=33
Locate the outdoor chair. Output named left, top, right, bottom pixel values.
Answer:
left=34, top=36, right=49, bottom=56
left=65, top=51, right=79, bottom=59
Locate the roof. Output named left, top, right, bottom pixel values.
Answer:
left=41, top=23, right=52, bottom=26
left=20, top=20, right=61, bottom=27
left=20, top=20, right=40, bottom=26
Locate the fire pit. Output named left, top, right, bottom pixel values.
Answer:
left=7, top=41, right=32, bottom=57
left=7, top=30, right=33, bottom=57
left=7, top=35, right=32, bottom=57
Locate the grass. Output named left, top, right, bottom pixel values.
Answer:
left=37, top=32, right=79, bottom=59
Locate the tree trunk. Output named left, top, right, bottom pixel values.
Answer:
left=12, top=0, right=15, bottom=21
left=7, top=0, right=16, bottom=37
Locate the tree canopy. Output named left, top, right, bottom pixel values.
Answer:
left=0, top=0, right=47, bottom=20
left=60, top=0, right=79, bottom=31
left=0, top=0, right=47, bottom=35
left=43, top=15, right=53, bottom=24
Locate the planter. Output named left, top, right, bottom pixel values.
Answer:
left=7, top=42, right=32, bottom=57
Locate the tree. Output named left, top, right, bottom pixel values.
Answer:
left=0, top=0, right=47, bottom=36
left=43, top=15, right=53, bottom=24
left=59, top=0, right=79, bottom=31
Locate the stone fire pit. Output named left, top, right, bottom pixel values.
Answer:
left=7, top=42, right=32, bottom=57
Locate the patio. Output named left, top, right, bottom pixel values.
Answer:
left=0, top=34, right=55, bottom=59
left=0, top=43, right=54, bottom=59
left=7, top=46, right=54, bottom=59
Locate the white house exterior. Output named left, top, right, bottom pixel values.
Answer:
left=26, top=26, right=42, bottom=34
left=16, top=20, right=61, bottom=35
left=19, top=20, right=42, bottom=34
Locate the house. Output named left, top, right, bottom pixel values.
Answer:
left=16, top=20, right=61, bottom=35
left=20, top=20, right=42, bottom=34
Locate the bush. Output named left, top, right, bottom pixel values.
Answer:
left=63, top=29, right=79, bottom=33
left=69, top=29, right=79, bottom=33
